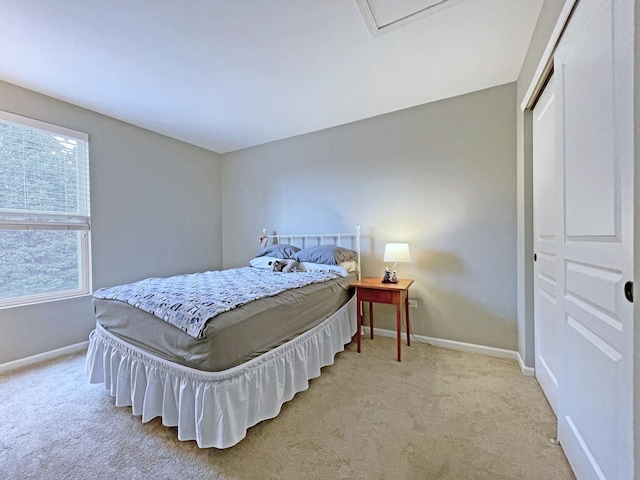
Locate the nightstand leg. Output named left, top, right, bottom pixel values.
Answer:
left=369, top=302, right=374, bottom=339
left=396, top=304, right=402, bottom=362
left=405, top=296, right=411, bottom=347
left=357, top=297, right=362, bottom=353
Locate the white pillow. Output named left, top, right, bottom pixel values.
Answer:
left=251, top=256, right=359, bottom=277
left=249, top=256, right=280, bottom=269
left=299, top=261, right=359, bottom=277
left=340, top=260, right=359, bottom=274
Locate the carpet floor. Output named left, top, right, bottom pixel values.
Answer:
left=0, top=336, right=575, bottom=480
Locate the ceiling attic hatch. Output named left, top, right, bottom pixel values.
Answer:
left=355, top=0, right=466, bottom=36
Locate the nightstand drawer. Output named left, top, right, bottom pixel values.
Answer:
left=357, top=288, right=395, bottom=304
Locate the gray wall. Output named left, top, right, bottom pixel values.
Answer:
left=515, top=0, right=567, bottom=367
left=0, top=80, right=223, bottom=364
left=222, top=83, right=518, bottom=350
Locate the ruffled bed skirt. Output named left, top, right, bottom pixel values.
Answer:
left=85, top=296, right=357, bottom=449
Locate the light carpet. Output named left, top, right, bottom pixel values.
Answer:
left=0, top=336, right=575, bottom=480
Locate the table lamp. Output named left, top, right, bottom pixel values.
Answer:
left=382, top=243, right=411, bottom=283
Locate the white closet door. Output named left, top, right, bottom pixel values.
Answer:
left=533, top=76, right=561, bottom=415
left=555, top=0, right=634, bottom=478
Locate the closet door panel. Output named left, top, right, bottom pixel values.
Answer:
left=555, top=0, right=634, bottom=479
left=533, top=76, right=561, bottom=415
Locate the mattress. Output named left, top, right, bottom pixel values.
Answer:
left=93, top=273, right=355, bottom=372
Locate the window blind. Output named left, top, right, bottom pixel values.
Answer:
left=0, top=111, right=90, bottom=228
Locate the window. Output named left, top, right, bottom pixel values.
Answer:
left=0, top=110, right=91, bottom=308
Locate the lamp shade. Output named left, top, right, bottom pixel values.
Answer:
left=383, top=243, right=411, bottom=263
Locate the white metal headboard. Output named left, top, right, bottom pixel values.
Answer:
left=260, top=225, right=361, bottom=279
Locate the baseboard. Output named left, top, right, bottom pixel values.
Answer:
left=516, top=352, right=535, bottom=377
left=0, top=341, right=89, bottom=375
left=362, top=326, right=535, bottom=376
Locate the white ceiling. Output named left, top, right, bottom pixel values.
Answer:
left=0, top=0, right=543, bottom=154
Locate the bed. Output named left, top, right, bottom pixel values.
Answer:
left=85, top=227, right=361, bottom=448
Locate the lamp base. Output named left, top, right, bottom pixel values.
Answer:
left=382, top=268, right=398, bottom=283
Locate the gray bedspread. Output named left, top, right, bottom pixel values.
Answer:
left=92, top=273, right=355, bottom=372
left=93, top=267, right=341, bottom=339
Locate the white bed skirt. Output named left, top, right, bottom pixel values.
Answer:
left=85, top=296, right=357, bottom=449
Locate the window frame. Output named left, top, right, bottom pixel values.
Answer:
left=0, top=110, right=92, bottom=309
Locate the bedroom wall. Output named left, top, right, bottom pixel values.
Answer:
left=515, top=0, right=567, bottom=368
left=221, top=83, right=518, bottom=351
left=0, top=80, right=223, bottom=365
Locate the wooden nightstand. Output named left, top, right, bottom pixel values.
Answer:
left=350, top=277, right=414, bottom=362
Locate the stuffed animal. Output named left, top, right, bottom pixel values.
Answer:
left=269, top=258, right=299, bottom=273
